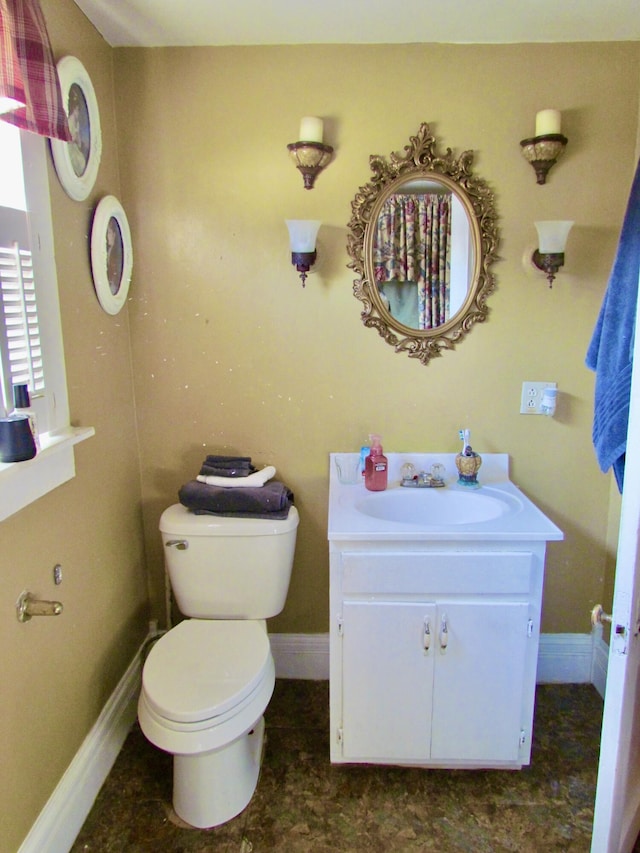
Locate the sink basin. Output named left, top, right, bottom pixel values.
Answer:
left=354, top=487, right=522, bottom=526
left=328, top=453, right=563, bottom=541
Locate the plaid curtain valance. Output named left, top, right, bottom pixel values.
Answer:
left=0, top=0, right=70, bottom=140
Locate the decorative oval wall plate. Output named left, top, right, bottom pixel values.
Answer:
left=50, top=56, right=102, bottom=201
left=90, top=195, right=133, bottom=315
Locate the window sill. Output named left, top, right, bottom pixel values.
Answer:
left=0, top=425, right=95, bottom=522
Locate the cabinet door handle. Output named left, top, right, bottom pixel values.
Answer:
left=439, top=613, right=449, bottom=652
left=423, top=617, right=431, bottom=652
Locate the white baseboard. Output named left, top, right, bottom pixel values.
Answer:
left=271, top=631, right=609, bottom=688
left=536, top=632, right=595, bottom=684
left=270, top=632, right=330, bottom=679
left=18, top=640, right=144, bottom=853
left=19, top=629, right=608, bottom=853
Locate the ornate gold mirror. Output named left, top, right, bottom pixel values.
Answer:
left=347, top=123, right=499, bottom=365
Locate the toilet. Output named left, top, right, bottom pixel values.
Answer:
left=138, top=502, right=299, bottom=828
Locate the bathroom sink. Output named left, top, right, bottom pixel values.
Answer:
left=328, top=453, right=563, bottom=542
left=354, top=486, right=522, bottom=526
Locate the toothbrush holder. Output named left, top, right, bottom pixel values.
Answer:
left=455, top=449, right=482, bottom=488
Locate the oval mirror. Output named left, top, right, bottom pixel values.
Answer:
left=347, top=123, right=499, bottom=365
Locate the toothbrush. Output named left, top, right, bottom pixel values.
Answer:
left=459, top=429, right=470, bottom=454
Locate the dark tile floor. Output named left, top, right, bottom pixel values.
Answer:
left=72, top=680, right=608, bottom=852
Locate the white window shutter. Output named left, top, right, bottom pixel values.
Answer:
left=0, top=206, right=44, bottom=414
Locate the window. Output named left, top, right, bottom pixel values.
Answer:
left=0, top=121, right=60, bottom=432
left=0, top=205, right=44, bottom=410
left=0, top=121, right=41, bottom=418
left=0, top=121, right=93, bottom=520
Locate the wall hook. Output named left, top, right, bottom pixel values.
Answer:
left=16, top=590, right=63, bottom=622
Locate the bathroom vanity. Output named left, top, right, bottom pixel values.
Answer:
left=328, top=453, right=563, bottom=770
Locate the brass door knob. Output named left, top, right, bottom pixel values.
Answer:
left=591, top=604, right=612, bottom=627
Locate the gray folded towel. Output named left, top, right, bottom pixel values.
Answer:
left=199, top=454, right=256, bottom=478
left=179, top=479, right=294, bottom=519
left=199, top=463, right=257, bottom=478
left=204, top=455, right=253, bottom=466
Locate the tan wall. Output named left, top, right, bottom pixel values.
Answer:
left=3, top=12, right=639, bottom=850
left=115, top=42, right=639, bottom=637
left=1, top=2, right=149, bottom=851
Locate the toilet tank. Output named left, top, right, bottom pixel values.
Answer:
left=159, top=504, right=299, bottom=618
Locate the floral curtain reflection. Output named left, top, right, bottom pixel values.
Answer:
left=373, top=193, right=451, bottom=329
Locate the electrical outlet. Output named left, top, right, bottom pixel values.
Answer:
left=520, top=381, right=557, bottom=415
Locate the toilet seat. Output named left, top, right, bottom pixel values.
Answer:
left=143, top=620, right=271, bottom=725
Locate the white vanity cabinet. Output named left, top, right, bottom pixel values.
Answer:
left=327, top=453, right=563, bottom=770
left=330, top=546, right=546, bottom=769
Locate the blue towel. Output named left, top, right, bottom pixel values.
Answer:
left=586, top=157, right=640, bottom=492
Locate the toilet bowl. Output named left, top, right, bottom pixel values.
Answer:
left=139, top=619, right=275, bottom=827
left=138, top=503, right=298, bottom=828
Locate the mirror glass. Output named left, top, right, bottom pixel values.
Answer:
left=347, top=123, right=499, bottom=365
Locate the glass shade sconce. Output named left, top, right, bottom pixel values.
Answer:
left=287, top=117, right=333, bottom=189
left=520, top=109, right=568, bottom=185
left=286, top=219, right=321, bottom=286
left=532, top=220, right=574, bottom=287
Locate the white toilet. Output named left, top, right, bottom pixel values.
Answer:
left=138, top=502, right=299, bottom=828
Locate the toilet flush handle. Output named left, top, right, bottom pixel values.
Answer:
left=165, top=539, right=188, bottom=550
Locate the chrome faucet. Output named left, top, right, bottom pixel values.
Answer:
left=400, top=462, right=446, bottom=488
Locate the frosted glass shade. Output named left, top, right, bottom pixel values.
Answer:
left=286, top=220, right=321, bottom=252
left=534, top=221, right=574, bottom=254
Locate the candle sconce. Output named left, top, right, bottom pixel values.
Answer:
left=520, top=109, right=568, bottom=185
left=287, top=116, right=333, bottom=189
left=520, top=135, right=568, bottom=184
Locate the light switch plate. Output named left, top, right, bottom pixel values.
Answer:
left=520, top=381, right=557, bottom=415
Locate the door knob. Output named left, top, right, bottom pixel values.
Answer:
left=591, top=604, right=612, bottom=626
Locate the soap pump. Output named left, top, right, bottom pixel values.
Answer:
left=364, top=434, right=388, bottom=491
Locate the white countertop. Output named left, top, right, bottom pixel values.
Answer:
left=328, top=453, right=564, bottom=542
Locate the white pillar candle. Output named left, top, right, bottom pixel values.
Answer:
left=299, top=116, right=324, bottom=143
left=535, top=109, right=561, bottom=136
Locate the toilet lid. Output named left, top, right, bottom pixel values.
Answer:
left=143, top=620, right=272, bottom=724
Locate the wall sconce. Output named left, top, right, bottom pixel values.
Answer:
left=531, top=220, right=574, bottom=287
left=286, top=219, right=321, bottom=286
left=287, top=117, right=333, bottom=190
left=520, top=109, right=568, bottom=185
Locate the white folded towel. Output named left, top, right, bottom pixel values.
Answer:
left=196, top=465, right=276, bottom=489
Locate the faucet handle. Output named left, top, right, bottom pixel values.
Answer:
left=430, top=463, right=445, bottom=484
left=400, top=462, right=416, bottom=481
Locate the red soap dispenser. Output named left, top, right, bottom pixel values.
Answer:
left=364, top=434, right=388, bottom=491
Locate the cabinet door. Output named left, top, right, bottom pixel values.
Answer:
left=430, top=600, right=530, bottom=763
left=341, top=600, right=435, bottom=761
